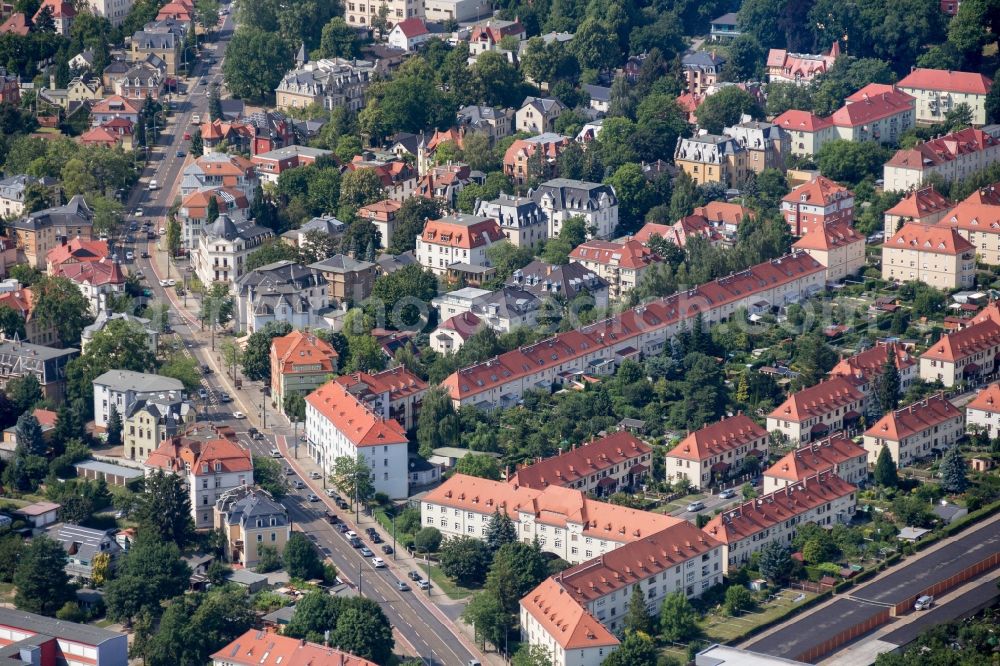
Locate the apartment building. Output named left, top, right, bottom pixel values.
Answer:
left=194, top=214, right=274, bottom=288
left=516, top=97, right=566, bottom=134
left=457, top=104, right=515, bottom=143
left=773, top=110, right=837, bottom=158
left=568, top=239, right=658, bottom=299
left=883, top=128, right=1000, bottom=192
left=357, top=199, right=402, bottom=250
left=791, top=220, right=865, bottom=282
left=308, top=254, right=377, bottom=303
left=703, top=471, right=857, bottom=572
left=863, top=393, right=965, bottom=466
left=422, top=474, right=679, bottom=564
left=476, top=193, right=548, bottom=248
left=0, top=608, right=127, bottom=666
left=305, top=379, right=409, bottom=498
left=84, top=0, right=134, bottom=26
left=509, top=431, right=653, bottom=495
left=0, top=287, right=58, bottom=346
left=937, top=185, right=1000, bottom=266
left=332, top=366, right=427, bottom=431
left=766, top=376, right=867, bottom=444
left=503, top=133, right=571, bottom=186
left=506, top=260, right=610, bottom=310
left=766, top=42, right=838, bottom=85
left=763, top=435, right=868, bottom=493
left=884, top=185, right=951, bottom=236
left=145, top=429, right=253, bottom=529
left=881, top=222, right=975, bottom=290
left=234, top=261, right=328, bottom=334
left=919, top=302, right=1000, bottom=386
left=0, top=174, right=55, bottom=220
left=213, top=630, right=375, bottom=666
left=180, top=153, right=258, bottom=200
left=781, top=176, right=855, bottom=237
left=122, top=393, right=194, bottom=463
left=252, top=146, right=333, bottom=186
left=520, top=522, right=723, bottom=666
left=9, top=195, right=93, bottom=270
left=829, top=342, right=918, bottom=396
left=0, top=341, right=78, bottom=403
left=213, top=487, right=291, bottom=570
left=682, top=51, right=725, bottom=96
left=270, top=331, right=339, bottom=413
left=965, top=382, right=1000, bottom=436
left=129, top=22, right=184, bottom=76
left=344, top=0, right=423, bottom=30
left=674, top=134, right=747, bottom=188
left=442, top=251, right=825, bottom=409
left=665, top=414, right=768, bottom=490
left=275, top=57, right=373, bottom=112
left=415, top=214, right=505, bottom=276
left=897, top=68, right=993, bottom=126
left=92, top=370, right=183, bottom=428
left=532, top=178, right=619, bottom=240
left=470, top=287, right=540, bottom=333
left=722, top=118, right=788, bottom=173
left=178, top=187, right=249, bottom=251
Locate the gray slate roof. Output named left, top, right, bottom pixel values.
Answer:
left=11, top=195, right=93, bottom=231
left=0, top=607, right=124, bottom=647
left=94, top=369, right=183, bottom=393
left=309, top=254, right=376, bottom=274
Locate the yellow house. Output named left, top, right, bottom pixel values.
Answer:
left=214, top=486, right=291, bottom=569
left=673, top=134, right=747, bottom=188
left=792, top=220, right=865, bottom=283
left=881, top=222, right=975, bottom=290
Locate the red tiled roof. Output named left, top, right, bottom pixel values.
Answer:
left=358, top=199, right=402, bottom=222
left=967, top=382, right=1000, bottom=413
left=864, top=393, right=961, bottom=441
left=633, top=222, right=675, bottom=245
left=510, top=432, right=652, bottom=489
left=306, top=380, right=407, bottom=447
left=885, top=185, right=951, bottom=219
left=783, top=175, right=853, bottom=207
left=438, top=311, right=481, bottom=339
left=569, top=239, right=658, bottom=269
left=829, top=342, right=915, bottom=381
left=792, top=220, right=864, bottom=252
left=421, top=215, right=504, bottom=249
left=666, top=414, right=766, bottom=462
left=768, top=376, right=865, bottom=423
left=898, top=68, right=993, bottom=95
left=91, top=95, right=140, bottom=115
left=886, top=128, right=1000, bottom=169
left=832, top=84, right=914, bottom=127
left=693, top=202, right=754, bottom=226
left=0, top=13, right=30, bottom=35
left=211, top=630, right=377, bottom=666
left=271, top=330, right=338, bottom=376
left=520, top=578, right=619, bottom=650
left=56, top=258, right=125, bottom=286
left=46, top=238, right=109, bottom=268
left=79, top=127, right=119, bottom=146
left=703, top=471, right=856, bottom=545
left=0, top=288, right=34, bottom=319
left=146, top=435, right=252, bottom=475
left=885, top=221, right=974, bottom=255
left=764, top=435, right=866, bottom=482
left=35, top=0, right=75, bottom=20
left=773, top=109, right=833, bottom=133
left=921, top=315, right=1000, bottom=363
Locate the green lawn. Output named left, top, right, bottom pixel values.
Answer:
left=697, top=589, right=819, bottom=643
left=425, top=563, right=479, bottom=601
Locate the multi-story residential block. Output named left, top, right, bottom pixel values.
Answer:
left=0, top=175, right=56, bottom=220
left=965, top=382, right=1000, bottom=436
left=213, top=486, right=290, bottom=569
left=443, top=251, right=825, bottom=409
left=703, top=471, right=857, bottom=572
left=93, top=369, right=184, bottom=428
left=421, top=474, right=679, bottom=564
left=0, top=287, right=58, bottom=346
left=145, top=428, right=253, bottom=528
left=468, top=18, right=525, bottom=55
left=520, top=522, right=723, bottom=666
left=114, top=61, right=164, bottom=101
left=457, top=104, right=515, bottom=143
left=9, top=195, right=93, bottom=269
left=47, top=523, right=121, bottom=582
left=194, top=214, right=275, bottom=288
left=722, top=118, right=788, bottom=173
left=122, top=392, right=194, bottom=463
left=83, top=0, right=134, bottom=26
left=252, top=146, right=333, bottom=185
left=568, top=239, right=659, bottom=299
left=470, top=287, right=540, bottom=333
left=774, top=110, right=837, bottom=158
left=881, top=222, right=975, bottom=289
left=763, top=435, right=868, bottom=493
left=234, top=260, right=329, bottom=334
left=781, top=175, right=855, bottom=237
left=682, top=51, right=725, bottom=96
left=883, top=128, right=1000, bottom=192
left=674, top=134, right=747, bottom=188
left=516, top=97, right=566, bottom=134
left=334, top=367, right=427, bottom=431
left=0, top=341, right=77, bottom=402
left=274, top=57, right=374, bottom=112
left=532, top=178, right=619, bottom=240
left=863, top=393, right=965, bottom=466
left=766, top=42, right=839, bottom=85
left=212, top=629, right=375, bottom=666
left=270, top=330, right=339, bottom=414
left=920, top=302, right=1000, bottom=386
left=305, top=379, right=409, bottom=498
left=56, top=257, right=127, bottom=314
left=884, top=185, right=951, bottom=236
left=503, top=133, right=571, bottom=185
left=431, top=286, right=491, bottom=321
left=792, top=220, right=866, bottom=282
left=344, top=0, right=423, bottom=30
left=509, top=432, right=653, bottom=495
left=308, top=254, right=378, bottom=303
left=356, top=199, right=401, bottom=250
left=415, top=213, right=505, bottom=276
left=129, top=22, right=184, bottom=76
left=766, top=376, right=867, bottom=444
left=178, top=187, right=249, bottom=251
left=665, top=414, right=769, bottom=490
left=180, top=153, right=258, bottom=200
left=936, top=185, right=1000, bottom=266
left=897, top=68, right=993, bottom=126
left=506, top=260, right=610, bottom=310
left=0, top=607, right=127, bottom=666
left=476, top=193, right=548, bottom=248
left=829, top=342, right=917, bottom=395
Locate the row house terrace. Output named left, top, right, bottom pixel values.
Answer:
left=919, top=302, right=1000, bottom=386
left=863, top=393, right=965, bottom=467
left=883, top=128, right=1000, bottom=192
left=884, top=185, right=952, bottom=236
left=766, top=376, right=868, bottom=444
left=763, top=434, right=868, bottom=493
left=421, top=474, right=680, bottom=565
left=703, top=471, right=857, bottom=572
left=664, top=414, right=768, bottom=490
left=508, top=431, right=653, bottom=496
left=936, top=183, right=1000, bottom=266
left=442, top=251, right=825, bottom=409
left=828, top=342, right=918, bottom=396
left=965, top=382, right=1000, bottom=436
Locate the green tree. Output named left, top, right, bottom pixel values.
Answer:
left=484, top=510, right=517, bottom=553
left=15, top=412, right=45, bottom=456
left=331, top=455, right=374, bottom=504
left=251, top=455, right=287, bottom=498
left=134, top=470, right=196, bottom=547
left=328, top=599, right=394, bottom=664
left=256, top=544, right=282, bottom=572
left=759, top=540, right=793, bottom=584
left=606, top=162, right=652, bottom=231
left=659, top=591, right=699, bottom=642
left=6, top=373, right=42, bottom=414
left=723, top=34, right=765, bottom=82
left=939, top=446, right=968, bottom=493
left=602, top=632, right=657, bottom=666
left=284, top=532, right=325, bottom=580
left=368, top=264, right=438, bottom=328
left=815, top=140, right=892, bottom=186
left=222, top=26, right=292, bottom=102
left=32, top=275, right=94, bottom=347
left=463, top=591, right=513, bottom=651
left=283, top=393, right=306, bottom=423
left=0, top=536, right=25, bottom=583
left=388, top=197, right=441, bottom=254
left=190, top=127, right=204, bottom=156
left=486, top=541, right=548, bottom=614
left=241, top=320, right=292, bottom=382
left=454, top=453, right=502, bottom=480
left=892, top=494, right=933, bottom=527
left=724, top=585, right=754, bottom=615
left=511, top=644, right=554, bottom=666
left=474, top=51, right=524, bottom=108
left=439, top=536, right=492, bottom=587
left=572, top=17, right=619, bottom=71
left=105, top=537, right=191, bottom=623
left=874, top=353, right=901, bottom=414
left=105, top=404, right=123, bottom=446
left=245, top=240, right=299, bottom=271
left=874, top=445, right=898, bottom=488
left=14, top=536, right=73, bottom=616
left=319, top=17, right=357, bottom=58
left=413, top=526, right=442, bottom=553
left=623, top=586, right=655, bottom=635
left=416, top=386, right=459, bottom=456
left=695, top=86, right=764, bottom=134
left=338, top=168, right=386, bottom=218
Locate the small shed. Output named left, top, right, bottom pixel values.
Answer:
left=897, top=526, right=931, bottom=542
left=263, top=606, right=296, bottom=627
left=932, top=502, right=968, bottom=525
left=13, top=501, right=61, bottom=528
left=227, top=568, right=269, bottom=593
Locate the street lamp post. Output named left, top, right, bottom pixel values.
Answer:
left=260, top=386, right=267, bottom=429
left=392, top=513, right=396, bottom=561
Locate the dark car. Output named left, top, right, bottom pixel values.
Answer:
left=335, top=523, right=349, bottom=533
left=348, top=537, right=362, bottom=548
left=381, top=544, right=394, bottom=555
left=336, top=499, right=349, bottom=510
left=176, top=150, right=185, bottom=158
left=370, top=533, right=383, bottom=544
left=200, top=364, right=212, bottom=375
left=407, top=570, right=421, bottom=581
left=365, top=527, right=377, bottom=537
left=326, top=512, right=339, bottom=524
left=141, top=251, right=150, bottom=258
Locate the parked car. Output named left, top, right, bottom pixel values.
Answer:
left=200, top=364, right=212, bottom=374
left=326, top=512, right=339, bottom=524
left=336, top=499, right=349, bottom=510
left=345, top=531, right=358, bottom=539
left=417, top=580, right=431, bottom=590
left=395, top=581, right=410, bottom=591
left=359, top=547, right=373, bottom=557
left=370, top=533, right=383, bottom=544
left=134, top=207, right=143, bottom=217
left=310, top=471, right=321, bottom=480
left=371, top=557, right=385, bottom=568
left=686, top=501, right=705, bottom=512
left=176, top=150, right=185, bottom=158
left=292, top=481, right=305, bottom=490
left=407, top=571, right=422, bottom=581
left=718, top=488, right=737, bottom=500
left=915, top=595, right=934, bottom=610
left=348, top=537, right=362, bottom=548
left=125, top=251, right=134, bottom=261
left=307, top=494, right=319, bottom=502
left=141, top=251, right=150, bottom=258
left=232, top=411, right=246, bottom=419
left=381, top=544, right=393, bottom=555
left=198, top=389, right=208, bottom=399
left=270, top=448, right=281, bottom=458
left=335, top=523, right=349, bottom=533
left=220, top=392, right=232, bottom=403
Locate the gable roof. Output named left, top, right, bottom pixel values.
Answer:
left=783, top=175, right=853, bottom=207
left=420, top=214, right=504, bottom=249
left=864, top=393, right=961, bottom=441
left=920, top=309, right=1000, bottom=363
left=884, top=185, right=951, bottom=220
left=145, top=434, right=252, bottom=475
left=829, top=342, right=916, bottom=381
left=792, top=220, right=864, bottom=251
left=306, top=380, right=407, bottom=447
left=569, top=239, right=657, bottom=269
left=768, top=376, right=865, bottom=423
left=666, top=414, right=767, bottom=462
left=212, top=630, right=376, bottom=666
left=271, top=330, right=338, bottom=376
left=897, top=68, right=992, bottom=95
left=773, top=109, right=833, bottom=133
left=967, top=382, right=1000, bottom=413
left=510, top=432, right=652, bottom=489
left=46, top=238, right=109, bottom=267
left=885, top=222, right=973, bottom=255
left=831, top=84, right=914, bottom=127
left=886, top=128, right=1000, bottom=170
left=520, top=578, right=620, bottom=650
left=764, top=435, right=866, bottom=482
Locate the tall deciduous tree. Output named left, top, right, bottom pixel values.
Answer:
left=331, top=455, right=374, bottom=504
left=695, top=86, right=764, bottom=134
left=623, top=586, right=655, bottom=636
left=659, top=591, right=699, bottom=642
left=32, top=275, right=94, bottom=347
left=222, top=26, right=292, bottom=101
left=439, top=536, right=492, bottom=587
left=486, top=541, right=548, bottom=614
left=284, top=532, right=325, bottom=580
left=105, top=537, right=191, bottom=623
left=14, top=537, right=73, bottom=615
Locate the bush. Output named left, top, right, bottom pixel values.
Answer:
left=724, top=585, right=755, bottom=615
left=413, top=527, right=442, bottom=553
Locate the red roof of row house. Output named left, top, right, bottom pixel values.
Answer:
left=423, top=473, right=681, bottom=542
left=212, top=630, right=377, bottom=666
left=420, top=214, right=504, bottom=249
left=865, top=392, right=962, bottom=441
left=442, top=250, right=825, bottom=402
left=766, top=42, right=840, bottom=81
left=520, top=578, right=619, bottom=651
left=936, top=185, right=1000, bottom=235
left=920, top=302, right=1000, bottom=363
left=885, top=128, right=1000, bottom=170
left=773, top=109, right=834, bottom=133
left=702, top=471, right=857, bottom=545
left=767, top=375, right=866, bottom=424
left=145, top=434, right=252, bottom=475
left=831, top=84, right=915, bottom=127
left=884, top=221, right=974, bottom=255
left=508, top=431, right=653, bottom=490
left=665, top=414, right=767, bottom=463
left=0, top=288, right=35, bottom=321
left=884, top=185, right=952, bottom=221
left=782, top=175, right=853, bottom=209
left=271, top=330, right=338, bottom=376
left=960, top=182, right=1000, bottom=206
left=828, top=342, right=916, bottom=382
left=334, top=366, right=428, bottom=402
left=897, top=68, right=993, bottom=95
left=569, top=239, right=659, bottom=269
left=764, top=434, right=867, bottom=484
left=967, top=382, right=1000, bottom=413
left=306, top=380, right=407, bottom=447
left=791, top=220, right=864, bottom=252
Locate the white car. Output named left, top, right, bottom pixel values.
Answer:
left=232, top=411, right=246, bottom=419
left=134, top=208, right=143, bottom=217
left=166, top=279, right=176, bottom=286
left=125, top=251, right=134, bottom=261
left=148, top=179, right=158, bottom=190
left=345, top=530, right=358, bottom=539
left=371, top=557, right=385, bottom=568
left=158, top=227, right=166, bottom=235
left=159, top=279, right=170, bottom=287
